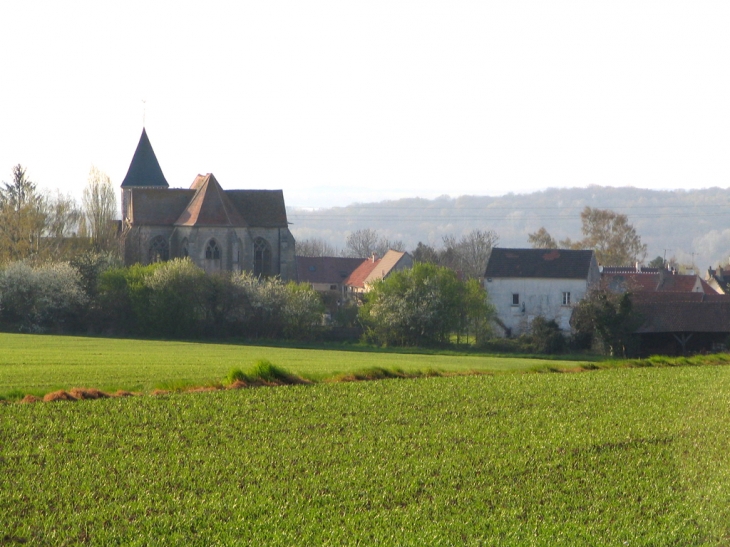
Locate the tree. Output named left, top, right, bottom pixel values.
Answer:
left=343, top=229, right=404, bottom=258
left=577, top=207, right=646, bottom=265
left=295, top=237, right=337, bottom=257
left=82, top=166, right=118, bottom=253
left=0, top=165, right=47, bottom=263
left=360, top=262, right=493, bottom=347
left=571, top=286, right=640, bottom=357
left=527, top=227, right=557, bottom=249
left=411, top=242, right=440, bottom=264
left=343, top=228, right=381, bottom=258
left=529, top=207, right=646, bottom=266
left=441, top=229, right=499, bottom=279
left=647, top=256, right=664, bottom=269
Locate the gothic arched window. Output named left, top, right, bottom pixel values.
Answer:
left=253, top=237, right=272, bottom=277
left=180, top=238, right=189, bottom=258
left=205, top=239, right=221, bottom=260
left=148, top=236, right=169, bottom=263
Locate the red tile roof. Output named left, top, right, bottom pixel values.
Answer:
left=345, top=258, right=381, bottom=289
left=175, top=174, right=247, bottom=227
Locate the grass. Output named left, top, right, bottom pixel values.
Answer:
left=3, top=366, right=730, bottom=545
left=0, top=333, right=588, bottom=399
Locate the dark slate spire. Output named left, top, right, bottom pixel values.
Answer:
left=120, top=128, right=169, bottom=188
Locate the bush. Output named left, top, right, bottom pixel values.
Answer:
left=529, top=316, right=566, bottom=354
left=0, top=261, right=88, bottom=333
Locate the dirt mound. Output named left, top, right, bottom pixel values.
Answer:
left=69, top=388, right=110, bottom=400
left=20, top=395, right=42, bottom=404
left=43, top=390, right=77, bottom=402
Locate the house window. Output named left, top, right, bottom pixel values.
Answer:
left=512, top=293, right=520, bottom=306
left=148, top=236, right=169, bottom=263
left=562, top=292, right=571, bottom=306
left=330, top=285, right=337, bottom=291
left=253, top=237, right=272, bottom=277
left=205, top=239, right=221, bottom=260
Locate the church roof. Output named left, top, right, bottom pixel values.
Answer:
left=129, top=188, right=196, bottom=225
left=120, top=128, right=169, bottom=188
left=175, top=174, right=247, bottom=227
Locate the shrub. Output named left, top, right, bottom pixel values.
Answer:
left=0, top=261, right=88, bottom=333
left=529, top=316, right=566, bottom=354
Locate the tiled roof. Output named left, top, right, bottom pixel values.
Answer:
left=226, top=190, right=289, bottom=228
left=484, top=248, right=595, bottom=279
left=603, top=272, right=715, bottom=294
left=345, top=258, right=381, bottom=289
left=175, top=174, right=247, bottom=227
left=121, top=128, right=169, bottom=188
left=363, top=250, right=409, bottom=285
left=635, top=300, right=730, bottom=333
left=129, top=188, right=195, bottom=225
left=296, top=257, right=364, bottom=285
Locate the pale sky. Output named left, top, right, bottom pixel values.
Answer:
left=1, top=1, right=728, bottom=209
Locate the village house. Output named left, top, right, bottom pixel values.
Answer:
left=483, top=248, right=600, bottom=337
left=120, top=129, right=296, bottom=280
left=343, top=250, right=414, bottom=299
left=295, top=256, right=364, bottom=296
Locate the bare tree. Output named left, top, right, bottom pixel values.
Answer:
left=82, top=166, right=118, bottom=253
left=343, top=228, right=382, bottom=258
left=295, top=237, right=338, bottom=257
left=442, top=229, right=499, bottom=279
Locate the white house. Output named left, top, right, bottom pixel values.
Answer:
left=484, top=248, right=600, bottom=337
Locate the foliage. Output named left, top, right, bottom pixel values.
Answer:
left=3, top=368, right=730, bottom=544
left=144, top=258, right=208, bottom=337
left=648, top=255, right=665, bottom=269
left=0, top=165, right=46, bottom=263
left=527, top=226, right=557, bottom=249
left=532, top=207, right=647, bottom=266
left=0, top=261, right=88, bottom=332
left=571, top=286, right=640, bottom=357
left=360, top=262, right=492, bottom=346
left=529, top=316, right=566, bottom=354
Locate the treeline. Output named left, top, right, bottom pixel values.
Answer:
left=0, top=257, right=324, bottom=340
left=0, top=164, right=117, bottom=264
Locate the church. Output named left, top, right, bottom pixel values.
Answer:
left=120, top=129, right=296, bottom=280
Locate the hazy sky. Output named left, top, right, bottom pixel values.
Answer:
left=1, top=1, right=728, bottom=209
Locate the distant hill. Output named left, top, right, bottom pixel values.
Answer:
left=287, top=185, right=730, bottom=271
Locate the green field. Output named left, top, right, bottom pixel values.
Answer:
left=3, top=366, right=730, bottom=545
left=0, top=333, right=585, bottom=398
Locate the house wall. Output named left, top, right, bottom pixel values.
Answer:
left=485, top=277, right=590, bottom=337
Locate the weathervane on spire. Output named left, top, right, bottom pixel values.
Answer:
left=142, top=99, right=146, bottom=127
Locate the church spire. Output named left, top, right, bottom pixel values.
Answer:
left=120, top=128, right=169, bottom=188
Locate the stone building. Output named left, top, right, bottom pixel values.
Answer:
left=120, top=128, right=296, bottom=279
